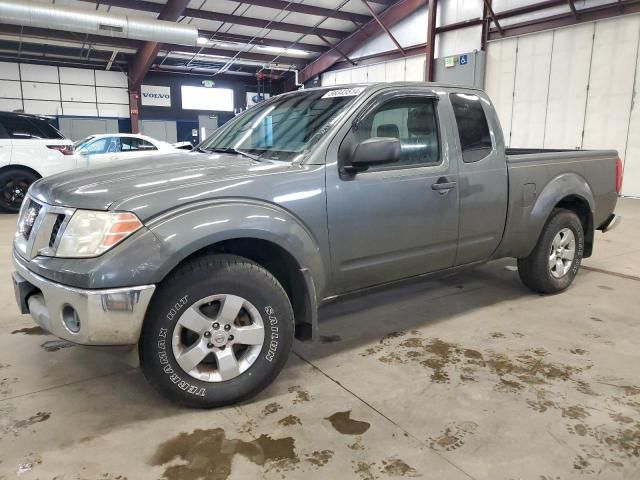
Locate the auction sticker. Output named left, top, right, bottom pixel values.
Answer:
left=322, top=87, right=366, bottom=98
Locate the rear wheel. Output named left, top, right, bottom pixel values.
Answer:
left=0, top=169, right=39, bottom=213
left=139, top=254, right=294, bottom=408
left=517, top=208, right=584, bottom=294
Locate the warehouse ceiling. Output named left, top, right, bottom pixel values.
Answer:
left=0, top=0, right=402, bottom=79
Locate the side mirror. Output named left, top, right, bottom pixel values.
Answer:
left=345, top=137, right=401, bottom=173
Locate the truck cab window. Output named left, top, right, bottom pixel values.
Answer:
left=450, top=93, right=492, bottom=163
left=355, top=96, right=440, bottom=169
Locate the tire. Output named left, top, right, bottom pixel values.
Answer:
left=518, top=208, right=585, bottom=294
left=0, top=168, right=39, bottom=213
left=139, top=254, right=295, bottom=408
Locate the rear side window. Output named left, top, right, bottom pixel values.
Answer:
left=1, top=116, right=42, bottom=139
left=121, top=137, right=157, bottom=151
left=0, top=115, right=63, bottom=140
left=450, top=93, right=492, bottom=163
left=31, top=117, right=64, bottom=139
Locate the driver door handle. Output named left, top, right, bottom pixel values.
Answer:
left=431, top=178, right=457, bottom=192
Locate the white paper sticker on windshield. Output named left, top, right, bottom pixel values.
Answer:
left=322, top=87, right=366, bottom=99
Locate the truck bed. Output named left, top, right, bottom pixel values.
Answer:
left=495, top=148, right=619, bottom=259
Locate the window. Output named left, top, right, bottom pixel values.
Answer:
left=450, top=93, right=492, bottom=163
left=30, top=117, right=64, bottom=139
left=121, top=137, right=157, bottom=152
left=200, top=89, right=356, bottom=162
left=353, top=96, right=440, bottom=169
left=83, top=137, right=110, bottom=154
left=0, top=116, right=42, bottom=139
left=0, top=115, right=63, bottom=140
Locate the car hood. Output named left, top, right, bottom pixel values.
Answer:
left=29, top=151, right=302, bottom=219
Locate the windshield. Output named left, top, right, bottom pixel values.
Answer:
left=198, top=88, right=363, bottom=162
left=74, top=136, right=96, bottom=150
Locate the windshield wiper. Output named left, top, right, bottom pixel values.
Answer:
left=200, top=146, right=261, bottom=161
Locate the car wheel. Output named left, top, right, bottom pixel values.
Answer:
left=517, top=208, right=585, bottom=294
left=139, top=254, right=294, bottom=408
left=0, top=169, right=39, bottom=213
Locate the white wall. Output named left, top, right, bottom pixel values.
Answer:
left=322, top=1, right=482, bottom=87
left=484, top=15, right=640, bottom=197
left=0, top=62, right=130, bottom=118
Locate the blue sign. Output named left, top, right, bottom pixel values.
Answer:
left=459, top=54, right=468, bottom=66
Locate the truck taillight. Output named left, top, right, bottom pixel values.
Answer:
left=615, top=158, right=623, bottom=194
left=47, top=144, right=74, bottom=155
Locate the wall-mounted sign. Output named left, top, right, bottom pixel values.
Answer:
left=459, top=54, right=468, bottom=66
left=444, top=56, right=456, bottom=68
left=202, top=80, right=215, bottom=88
left=246, top=91, right=270, bottom=107
left=140, top=85, right=171, bottom=107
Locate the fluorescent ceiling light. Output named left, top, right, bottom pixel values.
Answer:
left=256, top=45, right=308, bottom=56
left=197, top=36, right=209, bottom=45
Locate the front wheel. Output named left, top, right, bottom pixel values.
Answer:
left=139, top=254, right=295, bottom=408
left=517, top=208, right=585, bottom=294
left=0, top=168, right=39, bottom=213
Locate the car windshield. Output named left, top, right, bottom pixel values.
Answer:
left=74, top=136, right=96, bottom=150
left=198, top=88, right=365, bottom=162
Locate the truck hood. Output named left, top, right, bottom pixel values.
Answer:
left=29, top=151, right=301, bottom=218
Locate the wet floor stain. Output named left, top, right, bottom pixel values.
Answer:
left=41, top=340, right=74, bottom=352
left=353, top=460, right=376, bottom=480
left=570, top=348, right=588, bottom=355
left=304, top=449, right=333, bottom=468
left=288, top=385, right=312, bottom=404
left=490, top=332, right=506, bottom=339
left=325, top=410, right=370, bottom=435
left=347, top=437, right=365, bottom=451
left=262, top=402, right=282, bottom=416
left=598, top=285, right=614, bottom=290
left=380, top=457, right=417, bottom=476
left=428, top=421, right=478, bottom=452
left=278, top=414, right=301, bottom=427
left=150, top=428, right=299, bottom=480
left=561, top=405, right=589, bottom=420
left=320, top=335, right=342, bottom=344
left=0, top=376, right=18, bottom=396
left=10, top=326, right=47, bottom=335
left=362, top=331, right=640, bottom=473
left=1, top=411, right=50, bottom=436
left=0, top=363, right=9, bottom=370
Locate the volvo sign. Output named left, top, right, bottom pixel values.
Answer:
left=140, top=85, right=171, bottom=107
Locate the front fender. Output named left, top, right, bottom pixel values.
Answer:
left=523, top=173, right=594, bottom=257
left=147, top=199, right=328, bottom=296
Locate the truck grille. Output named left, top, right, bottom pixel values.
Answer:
left=14, top=198, right=75, bottom=260
left=49, top=214, right=66, bottom=247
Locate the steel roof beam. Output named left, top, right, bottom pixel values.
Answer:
left=299, top=0, right=426, bottom=83
left=361, top=0, right=406, bottom=55
left=234, top=0, right=371, bottom=23
left=129, top=0, right=190, bottom=88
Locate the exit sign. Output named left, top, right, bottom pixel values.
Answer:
left=444, top=56, right=456, bottom=68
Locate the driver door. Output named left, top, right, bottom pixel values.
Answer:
left=325, top=90, right=460, bottom=294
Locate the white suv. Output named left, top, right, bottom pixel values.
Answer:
left=0, top=112, right=76, bottom=212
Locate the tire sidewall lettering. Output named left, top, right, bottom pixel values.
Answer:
left=155, top=302, right=206, bottom=398
left=265, top=305, right=279, bottom=362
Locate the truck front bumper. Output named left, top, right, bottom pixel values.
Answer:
left=12, top=253, right=155, bottom=346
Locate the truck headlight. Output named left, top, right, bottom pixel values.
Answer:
left=56, top=210, right=143, bottom=258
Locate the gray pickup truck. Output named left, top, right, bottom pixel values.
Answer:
left=12, top=82, right=621, bottom=407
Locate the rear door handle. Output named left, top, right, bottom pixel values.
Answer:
left=431, top=179, right=457, bottom=192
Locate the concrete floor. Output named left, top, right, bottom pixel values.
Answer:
left=1, top=199, right=639, bottom=480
